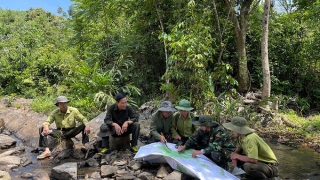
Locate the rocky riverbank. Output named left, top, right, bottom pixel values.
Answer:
left=0, top=98, right=198, bottom=180
left=0, top=97, right=320, bottom=180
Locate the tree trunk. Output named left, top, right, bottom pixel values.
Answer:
left=153, top=0, right=170, bottom=98
left=261, top=0, right=271, bottom=109
left=224, top=0, right=255, bottom=93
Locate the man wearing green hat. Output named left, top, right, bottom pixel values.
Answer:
left=37, top=96, right=91, bottom=159
left=223, top=117, right=278, bottom=179
left=171, top=99, right=197, bottom=144
left=177, top=115, right=235, bottom=170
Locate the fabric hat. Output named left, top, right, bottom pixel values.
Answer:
left=158, top=101, right=177, bottom=112
left=175, top=99, right=194, bottom=111
left=55, top=96, right=70, bottom=106
left=97, top=124, right=115, bottom=137
left=192, top=115, right=219, bottom=126
left=114, top=93, right=126, bottom=101
left=222, top=117, right=255, bottom=135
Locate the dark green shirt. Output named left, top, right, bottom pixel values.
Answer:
left=150, top=111, right=173, bottom=140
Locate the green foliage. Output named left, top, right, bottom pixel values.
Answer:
left=202, top=92, right=256, bottom=124
left=30, top=95, right=57, bottom=115
left=70, top=96, right=99, bottom=120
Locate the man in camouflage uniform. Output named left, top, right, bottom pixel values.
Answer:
left=177, top=115, right=235, bottom=170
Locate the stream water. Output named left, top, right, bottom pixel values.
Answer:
left=267, top=141, right=320, bottom=180
left=1, top=136, right=320, bottom=180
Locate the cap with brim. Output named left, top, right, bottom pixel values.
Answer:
left=97, top=124, right=115, bottom=137
left=158, top=101, right=177, bottom=112
left=222, top=116, right=255, bottom=135
left=175, top=99, right=194, bottom=111
left=55, top=96, right=70, bottom=106
left=192, top=115, right=219, bottom=126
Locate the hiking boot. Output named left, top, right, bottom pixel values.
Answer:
left=98, top=147, right=111, bottom=156
left=37, top=151, right=51, bottom=159
left=130, top=146, right=138, bottom=153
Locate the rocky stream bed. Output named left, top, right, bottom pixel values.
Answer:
left=0, top=98, right=320, bottom=180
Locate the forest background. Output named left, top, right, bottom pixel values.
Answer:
left=1, top=0, right=320, bottom=140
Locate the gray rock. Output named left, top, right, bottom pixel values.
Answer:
left=0, top=134, right=16, bottom=149
left=51, top=162, right=77, bottom=180
left=115, top=175, right=137, bottom=180
left=131, top=162, right=142, bottom=171
left=20, top=157, right=32, bottom=167
left=137, top=171, right=154, bottom=180
left=86, top=158, right=99, bottom=167
left=20, top=172, right=33, bottom=179
left=156, top=166, right=168, bottom=178
left=0, top=156, right=21, bottom=166
left=0, top=170, right=11, bottom=180
left=89, top=171, right=101, bottom=178
left=101, top=165, right=118, bottom=177
left=33, top=172, right=50, bottom=180
left=163, top=171, right=182, bottom=180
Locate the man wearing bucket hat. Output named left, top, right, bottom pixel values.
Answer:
left=37, top=96, right=91, bottom=159
left=149, top=101, right=177, bottom=143
left=177, top=115, right=235, bottom=170
left=223, top=117, right=279, bottom=179
left=171, top=99, right=197, bottom=144
left=98, top=93, right=140, bottom=154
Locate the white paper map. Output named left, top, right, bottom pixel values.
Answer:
left=134, top=142, right=239, bottom=180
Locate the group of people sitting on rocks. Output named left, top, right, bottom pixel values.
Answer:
left=37, top=94, right=279, bottom=179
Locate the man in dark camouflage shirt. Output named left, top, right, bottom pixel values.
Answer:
left=177, top=115, right=235, bottom=170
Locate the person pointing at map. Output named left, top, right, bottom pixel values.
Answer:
left=149, top=101, right=177, bottom=143
left=177, top=115, right=235, bottom=170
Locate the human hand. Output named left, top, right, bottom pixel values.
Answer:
left=84, top=125, right=91, bottom=135
left=160, top=135, right=167, bottom=143
left=230, top=152, right=239, bottom=160
left=174, top=135, right=181, bottom=140
left=42, top=125, right=50, bottom=136
left=192, top=150, right=202, bottom=158
left=177, top=145, right=186, bottom=153
left=114, top=124, right=122, bottom=135
left=122, top=121, right=128, bottom=133
left=232, top=159, right=238, bottom=167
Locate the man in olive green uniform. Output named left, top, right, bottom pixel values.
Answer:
left=223, top=117, right=279, bottom=179
left=177, top=115, right=235, bottom=170
left=37, top=96, right=91, bottom=159
left=149, top=101, right=177, bottom=143
left=171, top=99, right=197, bottom=144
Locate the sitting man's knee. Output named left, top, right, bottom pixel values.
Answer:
left=132, top=122, right=140, bottom=128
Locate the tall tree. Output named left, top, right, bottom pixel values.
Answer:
left=261, top=0, right=271, bottom=109
left=223, top=0, right=260, bottom=93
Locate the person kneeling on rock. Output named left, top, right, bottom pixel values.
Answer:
left=37, top=96, right=91, bottom=159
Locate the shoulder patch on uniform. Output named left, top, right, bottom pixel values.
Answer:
left=247, top=146, right=253, bottom=153
left=216, top=132, right=221, bottom=138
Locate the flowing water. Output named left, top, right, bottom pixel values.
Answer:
left=267, top=141, right=320, bottom=180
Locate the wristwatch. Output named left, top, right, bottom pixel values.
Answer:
left=200, top=149, right=205, bottom=154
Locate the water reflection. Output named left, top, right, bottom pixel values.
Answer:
left=268, top=141, right=320, bottom=179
